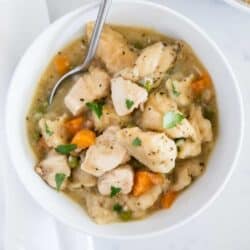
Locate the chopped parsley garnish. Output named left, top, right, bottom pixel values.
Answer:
left=163, top=111, right=184, bottom=129
left=55, top=173, right=66, bottom=191
left=112, top=203, right=132, bottom=221
left=171, top=81, right=180, bottom=97
left=113, top=203, right=123, bottom=213
left=86, top=101, right=104, bottom=119
left=110, top=186, right=121, bottom=197
left=55, top=144, right=77, bottom=155
left=139, top=79, right=153, bottom=93
left=45, top=122, right=53, bottom=136
left=132, top=137, right=142, bottom=147
left=144, top=80, right=153, bottom=93
left=125, top=99, right=134, bottom=109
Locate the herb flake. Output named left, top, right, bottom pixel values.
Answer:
left=163, top=111, right=184, bottom=129
left=86, top=101, right=104, bottom=119
left=55, top=173, right=66, bottom=191
left=113, top=203, right=123, bottom=213
left=171, top=81, right=180, bottom=97
left=110, top=186, right=121, bottom=197
left=55, top=144, right=77, bottom=155
left=112, top=203, right=133, bottom=221
left=144, top=80, right=153, bottom=92
left=45, top=122, right=53, bottom=136
left=132, top=137, right=142, bottom=147
left=125, top=99, right=134, bottom=109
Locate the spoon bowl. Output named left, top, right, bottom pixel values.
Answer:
left=49, top=0, right=112, bottom=104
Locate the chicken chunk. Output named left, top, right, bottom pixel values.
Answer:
left=119, top=42, right=178, bottom=83
left=135, top=42, right=177, bottom=79
left=91, top=102, right=131, bottom=131
left=167, top=118, right=197, bottom=139
left=111, top=77, right=148, bottom=116
left=117, top=127, right=177, bottom=173
left=35, top=150, right=70, bottom=190
left=141, top=92, right=177, bottom=132
left=69, top=167, right=97, bottom=189
left=171, top=159, right=203, bottom=191
left=165, top=74, right=194, bottom=107
left=117, top=67, right=138, bottom=82
left=97, top=165, right=134, bottom=195
left=140, top=93, right=195, bottom=139
left=64, top=66, right=110, bottom=115
left=125, top=185, right=162, bottom=210
left=38, top=114, right=68, bottom=148
left=134, top=42, right=164, bottom=78
left=81, top=126, right=130, bottom=176
left=85, top=22, right=137, bottom=74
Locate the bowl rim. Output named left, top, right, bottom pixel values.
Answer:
left=5, top=0, right=244, bottom=239
left=224, top=0, right=250, bottom=13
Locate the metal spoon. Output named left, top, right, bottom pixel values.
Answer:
left=49, top=0, right=112, bottom=104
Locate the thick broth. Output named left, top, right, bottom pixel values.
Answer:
left=27, top=25, right=218, bottom=223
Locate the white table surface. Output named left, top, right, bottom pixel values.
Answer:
left=2, top=0, right=250, bottom=249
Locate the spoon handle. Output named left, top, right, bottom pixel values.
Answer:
left=83, top=0, right=112, bottom=67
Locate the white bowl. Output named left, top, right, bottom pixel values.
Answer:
left=224, top=0, right=250, bottom=13
left=5, top=0, right=244, bottom=239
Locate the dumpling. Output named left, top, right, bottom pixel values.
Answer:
left=85, top=22, right=137, bottom=74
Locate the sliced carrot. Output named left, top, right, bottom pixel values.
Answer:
left=71, top=129, right=96, bottom=149
left=161, top=191, right=178, bottom=209
left=191, top=74, right=211, bottom=95
left=54, top=53, right=70, bottom=75
left=132, top=171, right=164, bottom=197
left=133, top=171, right=152, bottom=197
left=65, top=116, right=84, bottom=135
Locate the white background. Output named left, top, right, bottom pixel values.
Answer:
left=1, top=0, right=250, bottom=249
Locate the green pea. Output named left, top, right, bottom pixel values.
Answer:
left=68, top=156, right=80, bottom=168
left=119, top=210, right=132, bottom=221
